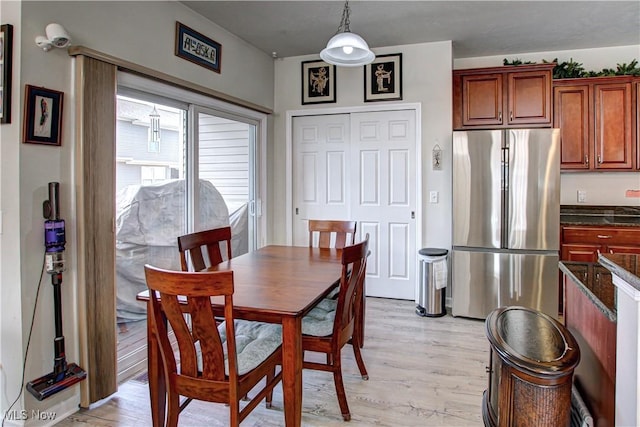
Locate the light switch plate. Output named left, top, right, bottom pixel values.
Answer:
left=429, top=191, right=439, bottom=203
left=577, top=190, right=587, bottom=203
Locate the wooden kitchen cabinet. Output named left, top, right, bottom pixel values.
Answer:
left=554, top=76, right=636, bottom=170
left=561, top=225, right=640, bottom=262
left=559, top=224, right=640, bottom=314
left=453, top=64, right=554, bottom=129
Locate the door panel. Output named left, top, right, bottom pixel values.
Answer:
left=506, top=129, right=560, bottom=251
left=452, top=249, right=559, bottom=319
left=389, top=222, right=409, bottom=279
left=452, top=130, right=503, bottom=249
left=350, top=110, right=417, bottom=299
left=359, top=221, right=379, bottom=277
left=293, top=114, right=350, bottom=245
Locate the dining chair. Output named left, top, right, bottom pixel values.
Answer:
left=301, top=235, right=370, bottom=421
left=308, top=219, right=357, bottom=249
left=308, top=219, right=365, bottom=349
left=177, top=226, right=232, bottom=272
left=144, top=265, right=283, bottom=427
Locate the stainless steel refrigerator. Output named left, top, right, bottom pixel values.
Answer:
left=451, top=129, right=560, bottom=320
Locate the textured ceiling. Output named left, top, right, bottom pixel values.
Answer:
left=181, top=1, right=640, bottom=59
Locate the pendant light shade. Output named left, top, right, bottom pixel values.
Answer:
left=320, top=0, right=375, bottom=67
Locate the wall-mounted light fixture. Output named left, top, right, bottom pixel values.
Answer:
left=35, top=23, right=71, bottom=52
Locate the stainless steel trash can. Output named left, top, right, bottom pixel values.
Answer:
left=416, top=248, right=448, bottom=317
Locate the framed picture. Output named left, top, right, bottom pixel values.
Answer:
left=23, top=85, right=64, bottom=146
left=364, top=53, right=402, bottom=102
left=175, top=22, right=221, bottom=74
left=301, top=60, right=336, bottom=105
left=1, top=24, right=13, bottom=124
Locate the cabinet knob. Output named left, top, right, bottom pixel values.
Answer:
left=585, top=155, right=589, bottom=166
left=498, top=112, right=502, bottom=122
left=598, top=155, right=602, bottom=164
left=510, top=111, right=513, bottom=121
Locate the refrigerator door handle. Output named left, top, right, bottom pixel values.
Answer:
left=501, top=146, right=509, bottom=249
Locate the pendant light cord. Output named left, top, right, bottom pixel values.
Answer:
left=337, top=0, right=352, bottom=33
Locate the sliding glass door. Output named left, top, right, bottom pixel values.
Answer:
left=115, top=89, right=260, bottom=383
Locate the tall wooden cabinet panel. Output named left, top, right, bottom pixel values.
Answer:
left=554, top=85, right=590, bottom=169
left=554, top=76, right=636, bottom=170
left=453, top=64, right=554, bottom=130
left=594, top=82, right=633, bottom=169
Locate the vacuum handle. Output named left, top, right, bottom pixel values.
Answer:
left=48, top=182, right=60, bottom=220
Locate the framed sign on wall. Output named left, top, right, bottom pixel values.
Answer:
left=175, top=22, right=222, bottom=74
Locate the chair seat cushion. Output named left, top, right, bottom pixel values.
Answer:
left=196, top=320, right=282, bottom=376
left=302, top=298, right=337, bottom=337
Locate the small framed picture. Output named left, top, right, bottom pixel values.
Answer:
left=23, top=85, right=64, bottom=146
left=301, top=60, right=336, bottom=105
left=175, top=22, right=221, bottom=74
left=1, top=24, right=13, bottom=124
left=364, top=53, right=402, bottom=102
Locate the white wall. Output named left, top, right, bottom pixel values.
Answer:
left=455, top=45, right=640, bottom=207
left=272, top=41, right=453, bottom=251
left=0, top=1, right=24, bottom=423
left=1, top=1, right=274, bottom=421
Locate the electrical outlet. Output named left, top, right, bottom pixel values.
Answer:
left=429, top=191, right=439, bottom=203
left=577, top=190, right=587, bottom=203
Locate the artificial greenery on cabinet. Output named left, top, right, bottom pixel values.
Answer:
left=503, top=58, right=640, bottom=79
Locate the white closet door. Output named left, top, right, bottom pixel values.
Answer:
left=292, top=109, right=417, bottom=300
left=350, top=110, right=417, bottom=299
left=292, top=114, right=351, bottom=246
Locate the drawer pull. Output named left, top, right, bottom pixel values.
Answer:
left=597, top=235, right=613, bottom=239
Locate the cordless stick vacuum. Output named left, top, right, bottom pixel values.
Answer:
left=26, top=182, right=86, bottom=400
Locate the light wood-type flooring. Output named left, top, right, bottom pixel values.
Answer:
left=59, top=298, right=489, bottom=426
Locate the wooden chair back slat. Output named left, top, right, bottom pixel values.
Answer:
left=308, top=220, right=357, bottom=249
left=177, top=226, right=232, bottom=271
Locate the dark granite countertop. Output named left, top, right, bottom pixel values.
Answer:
left=599, top=253, right=640, bottom=293
left=561, top=205, right=640, bottom=227
left=559, top=261, right=617, bottom=322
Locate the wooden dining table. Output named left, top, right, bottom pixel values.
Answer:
left=140, top=245, right=343, bottom=427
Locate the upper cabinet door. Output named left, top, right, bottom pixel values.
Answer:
left=461, top=73, right=503, bottom=127
left=508, top=70, right=552, bottom=125
left=594, top=82, right=633, bottom=170
left=554, top=85, right=591, bottom=170
left=453, top=64, right=555, bottom=130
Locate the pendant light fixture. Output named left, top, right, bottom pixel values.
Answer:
left=320, top=0, right=375, bottom=67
